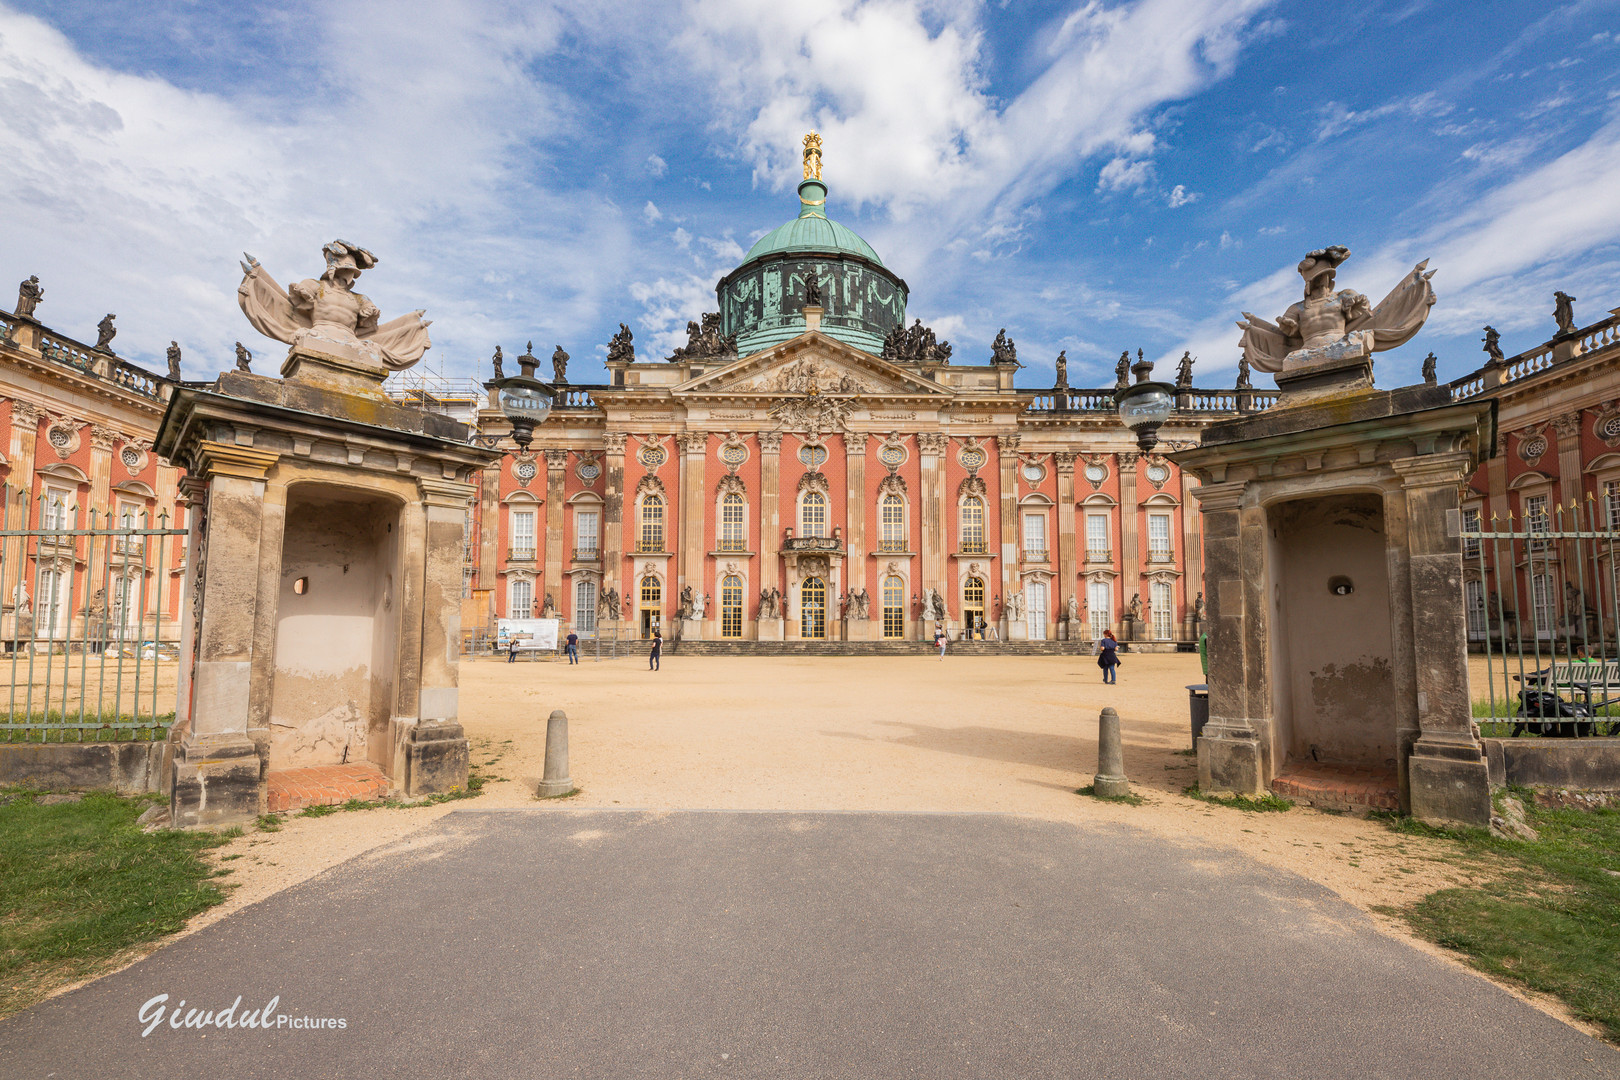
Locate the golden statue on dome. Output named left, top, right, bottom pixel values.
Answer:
left=802, top=132, right=823, bottom=180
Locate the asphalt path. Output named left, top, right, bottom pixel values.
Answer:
left=2, top=809, right=1617, bottom=1079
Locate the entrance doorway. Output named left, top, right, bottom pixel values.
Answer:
left=639, top=574, right=661, bottom=639
left=963, top=575, right=985, bottom=639
left=801, top=576, right=827, bottom=639
left=1026, top=580, right=1047, bottom=640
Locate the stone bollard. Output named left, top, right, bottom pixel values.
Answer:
left=1092, top=706, right=1131, bottom=798
left=537, top=709, right=574, bottom=797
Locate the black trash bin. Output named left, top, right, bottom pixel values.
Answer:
left=1186, top=683, right=1209, bottom=746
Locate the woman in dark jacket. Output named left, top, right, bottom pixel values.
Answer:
left=1097, top=630, right=1120, bottom=684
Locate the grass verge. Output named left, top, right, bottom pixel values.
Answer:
left=0, top=788, right=230, bottom=1019
left=1076, top=783, right=1144, bottom=806
left=1182, top=785, right=1293, bottom=812
left=1379, top=793, right=1620, bottom=1042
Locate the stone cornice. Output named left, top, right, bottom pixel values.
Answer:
left=418, top=476, right=479, bottom=508
left=192, top=440, right=280, bottom=481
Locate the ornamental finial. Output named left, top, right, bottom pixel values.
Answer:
left=802, top=132, right=823, bottom=181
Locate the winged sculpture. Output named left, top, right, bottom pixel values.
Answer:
left=1236, top=246, right=1436, bottom=375
left=237, top=240, right=432, bottom=372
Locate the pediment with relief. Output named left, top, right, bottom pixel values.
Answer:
left=673, top=333, right=952, bottom=401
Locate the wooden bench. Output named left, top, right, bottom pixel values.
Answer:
left=1518, top=660, right=1620, bottom=709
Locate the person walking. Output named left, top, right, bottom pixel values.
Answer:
left=935, top=625, right=948, bottom=661
left=506, top=636, right=519, bottom=664
left=565, top=630, right=579, bottom=665
left=648, top=626, right=662, bottom=671
left=1097, top=629, right=1121, bottom=684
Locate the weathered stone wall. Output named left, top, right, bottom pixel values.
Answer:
left=1484, top=737, right=1620, bottom=791
left=0, top=740, right=168, bottom=793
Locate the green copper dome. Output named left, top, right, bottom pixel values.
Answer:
left=718, top=178, right=907, bottom=357
left=741, top=179, right=886, bottom=266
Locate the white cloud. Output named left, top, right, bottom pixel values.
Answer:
left=646, top=153, right=667, bottom=176
left=1097, top=157, right=1156, bottom=193
left=671, top=226, right=692, bottom=249
left=643, top=201, right=663, bottom=223
left=1167, top=183, right=1198, bottom=207
left=0, top=2, right=633, bottom=380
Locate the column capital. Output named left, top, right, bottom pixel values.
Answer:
left=1053, top=451, right=1078, bottom=474
left=917, top=432, right=948, bottom=455
left=544, top=448, right=570, bottom=470
left=845, top=432, right=870, bottom=454
left=8, top=400, right=41, bottom=429
left=601, top=432, right=628, bottom=454
left=1551, top=411, right=1583, bottom=439
left=996, top=434, right=1021, bottom=453
left=677, top=432, right=708, bottom=455
left=192, top=440, right=279, bottom=482
left=418, top=476, right=479, bottom=509
left=757, top=431, right=783, bottom=453
left=1190, top=480, right=1245, bottom=513
left=89, top=424, right=120, bottom=452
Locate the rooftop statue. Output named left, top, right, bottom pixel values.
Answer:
left=491, top=344, right=504, bottom=379
left=1422, top=352, right=1437, bottom=386
left=606, top=324, right=635, bottom=364
left=238, top=240, right=431, bottom=372
left=1482, top=325, right=1505, bottom=364
left=1554, top=291, right=1578, bottom=337
left=1114, top=350, right=1130, bottom=390
left=804, top=277, right=823, bottom=308
left=166, top=341, right=183, bottom=380
left=235, top=342, right=253, bottom=372
left=15, top=276, right=42, bottom=319
left=552, top=345, right=569, bottom=384
left=1237, top=246, right=1435, bottom=376
left=990, top=328, right=1018, bottom=367
left=1175, top=351, right=1194, bottom=388
left=671, top=312, right=736, bottom=361
left=881, top=319, right=953, bottom=365
left=1054, top=350, right=1068, bottom=389
left=94, top=313, right=117, bottom=352
left=803, top=132, right=823, bottom=181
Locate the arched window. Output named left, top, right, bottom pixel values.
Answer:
left=575, top=579, right=598, bottom=633
left=879, top=494, right=906, bottom=552
left=800, top=491, right=827, bottom=538
left=801, top=577, right=827, bottom=638
left=639, top=494, right=664, bottom=552
left=882, top=575, right=905, bottom=639
left=960, top=496, right=986, bottom=554
left=721, top=575, right=743, bottom=638
left=509, top=577, right=533, bottom=618
left=719, top=492, right=746, bottom=552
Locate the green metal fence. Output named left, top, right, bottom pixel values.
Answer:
left=0, top=482, right=186, bottom=742
left=1461, top=495, right=1620, bottom=737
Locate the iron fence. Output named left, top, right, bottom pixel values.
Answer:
left=0, top=484, right=186, bottom=742
left=1460, top=495, right=1620, bottom=737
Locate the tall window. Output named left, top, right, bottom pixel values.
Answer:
left=1022, top=513, right=1047, bottom=559
left=639, top=574, right=661, bottom=638
left=719, top=493, right=746, bottom=551
left=575, top=510, right=599, bottom=557
left=882, top=575, right=905, bottom=639
left=1087, top=579, right=1111, bottom=640
left=960, top=496, right=986, bottom=553
left=1606, top=480, right=1620, bottom=532
left=721, top=575, right=743, bottom=638
left=1465, top=579, right=1487, bottom=641
left=575, top=579, right=598, bottom=633
left=1148, top=513, right=1172, bottom=560
left=35, top=566, right=67, bottom=639
left=1531, top=572, right=1556, bottom=638
left=1026, top=581, right=1047, bottom=640
left=879, top=495, right=906, bottom=552
left=509, top=577, right=533, bottom=618
left=639, top=494, right=664, bottom=552
left=41, top=488, right=71, bottom=531
left=510, top=508, right=536, bottom=558
left=1151, top=580, right=1173, bottom=640
left=801, top=491, right=827, bottom=538
left=111, top=576, right=137, bottom=638
left=1461, top=506, right=1482, bottom=561
left=1524, top=492, right=1550, bottom=551
left=1086, top=513, right=1109, bottom=557
left=801, top=576, right=827, bottom=638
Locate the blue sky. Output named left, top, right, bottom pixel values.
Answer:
left=2, top=0, right=1618, bottom=389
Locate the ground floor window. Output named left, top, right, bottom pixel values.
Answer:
left=35, top=566, right=68, bottom=639
left=509, top=577, right=533, bottom=619
left=721, top=575, right=743, bottom=638
left=575, top=579, right=598, bottom=633
left=882, top=575, right=905, bottom=639
left=801, top=576, right=827, bottom=639
left=1151, top=580, right=1173, bottom=640
left=1026, top=580, right=1047, bottom=640
left=1465, top=579, right=1486, bottom=641
left=1087, top=579, right=1111, bottom=640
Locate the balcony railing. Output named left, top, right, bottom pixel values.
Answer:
left=508, top=547, right=536, bottom=562
left=1023, top=549, right=1049, bottom=562
left=959, top=541, right=989, bottom=555
left=1148, top=549, right=1174, bottom=564
left=715, top=537, right=748, bottom=553
left=572, top=547, right=600, bottom=561
left=782, top=536, right=842, bottom=554
left=1085, top=548, right=1111, bottom=562
left=876, top=539, right=910, bottom=553
left=635, top=539, right=667, bottom=554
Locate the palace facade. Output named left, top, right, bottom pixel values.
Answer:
left=4, top=148, right=1617, bottom=651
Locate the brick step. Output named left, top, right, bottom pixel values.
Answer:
left=266, top=763, right=390, bottom=814
left=1271, top=763, right=1399, bottom=813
